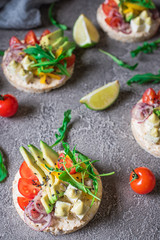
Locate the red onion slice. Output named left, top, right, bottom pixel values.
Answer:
left=132, top=102, right=153, bottom=123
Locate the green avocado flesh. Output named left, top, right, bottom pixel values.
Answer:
left=59, top=41, right=76, bottom=52
left=40, top=29, right=64, bottom=48
left=20, top=141, right=63, bottom=213
left=52, top=36, right=68, bottom=50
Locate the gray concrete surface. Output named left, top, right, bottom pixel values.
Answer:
left=0, top=0, right=160, bottom=239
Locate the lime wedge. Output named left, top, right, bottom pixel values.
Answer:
left=80, top=81, right=120, bottom=110
left=73, top=14, right=100, bottom=48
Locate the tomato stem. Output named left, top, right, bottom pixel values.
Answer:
left=0, top=95, right=4, bottom=100
left=129, top=169, right=139, bottom=184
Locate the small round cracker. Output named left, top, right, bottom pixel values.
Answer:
left=12, top=167, right=102, bottom=235
left=97, top=5, right=160, bottom=43
left=2, top=49, right=74, bottom=93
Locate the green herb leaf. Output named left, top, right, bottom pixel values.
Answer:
left=0, top=50, right=4, bottom=56
left=153, top=109, right=160, bottom=118
left=48, top=3, right=68, bottom=30
left=131, top=39, right=160, bottom=57
left=119, top=0, right=155, bottom=9
left=0, top=151, right=7, bottom=182
left=127, top=71, right=160, bottom=85
left=99, top=49, right=138, bottom=71
left=51, top=110, right=72, bottom=147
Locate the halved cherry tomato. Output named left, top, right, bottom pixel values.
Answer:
left=57, top=153, right=76, bottom=174
left=102, top=4, right=113, bottom=15
left=65, top=54, right=76, bottom=68
left=19, top=161, right=39, bottom=183
left=18, top=178, right=41, bottom=198
left=129, top=167, right=156, bottom=194
left=9, top=36, right=21, bottom=46
left=0, top=94, right=18, bottom=117
left=142, top=88, right=157, bottom=105
left=40, top=29, right=51, bottom=41
left=17, top=197, right=31, bottom=210
left=105, top=16, right=121, bottom=28
left=24, top=30, right=39, bottom=45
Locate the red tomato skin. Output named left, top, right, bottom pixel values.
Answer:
left=142, top=88, right=157, bottom=105
left=24, top=30, right=39, bottom=45
left=0, top=94, right=18, bottom=117
left=57, top=153, right=76, bottom=174
left=65, top=54, right=76, bottom=68
left=19, top=161, right=39, bottom=183
left=40, top=29, right=51, bottom=41
left=130, top=167, right=156, bottom=194
left=17, top=197, right=31, bottom=210
left=9, top=36, right=21, bottom=46
left=18, top=178, right=41, bottom=199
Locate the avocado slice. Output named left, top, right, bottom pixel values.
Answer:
left=41, top=191, right=53, bottom=214
left=40, top=141, right=58, bottom=168
left=125, top=12, right=134, bottom=22
left=20, top=146, right=46, bottom=184
left=52, top=37, right=68, bottom=50
left=59, top=41, right=76, bottom=52
left=40, top=29, right=64, bottom=48
left=28, top=144, right=57, bottom=203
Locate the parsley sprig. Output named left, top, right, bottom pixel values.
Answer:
left=99, top=49, right=138, bottom=71
left=23, top=44, right=75, bottom=76
left=0, top=151, right=7, bottom=182
left=131, top=39, right=160, bottom=57
left=127, top=71, right=160, bottom=85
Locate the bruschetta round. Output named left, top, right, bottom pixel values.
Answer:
left=97, top=0, right=160, bottom=42
left=131, top=88, right=160, bottom=157
left=2, top=30, right=76, bottom=93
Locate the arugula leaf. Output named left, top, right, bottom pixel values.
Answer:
left=99, top=49, right=138, bottom=71
left=127, top=71, right=160, bottom=85
left=131, top=39, right=160, bottom=57
left=0, top=151, right=7, bottom=182
left=153, top=109, right=160, bottom=118
left=51, top=110, right=72, bottom=147
left=48, top=3, right=68, bottom=30
left=0, top=50, right=4, bottom=56
left=119, top=0, right=155, bottom=9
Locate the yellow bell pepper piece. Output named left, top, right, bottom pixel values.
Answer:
left=40, top=74, right=47, bottom=84
left=56, top=47, right=63, bottom=58
left=124, top=2, right=146, bottom=11
left=47, top=73, right=61, bottom=80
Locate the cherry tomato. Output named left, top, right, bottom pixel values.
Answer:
left=24, top=30, right=39, bottom=45
left=40, top=29, right=51, bottom=41
left=17, top=197, right=31, bottom=210
left=19, top=161, right=39, bottom=183
left=18, top=178, right=41, bottom=199
left=142, top=88, right=157, bottom=105
left=105, top=16, right=121, bottom=28
left=129, top=167, right=156, bottom=194
left=57, top=153, right=76, bottom=174
left=65, top=54, right=76, bottom=68
left=9, top=36, right=21, bottom=46
left=0, top=94, right=18, bottom=117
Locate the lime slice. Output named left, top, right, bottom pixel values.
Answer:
left=73, top=14, right=100, bottom=48
left=80, top=81, right=120, bottom=111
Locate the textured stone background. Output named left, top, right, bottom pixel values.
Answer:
left=0, top=0, right=160, bottom=239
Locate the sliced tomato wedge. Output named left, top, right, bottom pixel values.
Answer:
left=9, top=36, right=21, bottom=46
left=142, top=88, right=157, bottom=105
left=57, top=153, right=76, bottom=174
left=107, top=0, right=118, bottom=7
left=105, top=16, right=121, bottom=28
left=40, top=29, right=51, bottom=41
left=102, top=3, right=113, bottom=15
left=24, top=30, right=39, bottom=45
left=19, top=161, right=39, bottom=183
left=17, top=196, right=31, bottom=210
left=65, top=54, right=76, bottom=68
left=18, top=178, right=41, bottom=199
